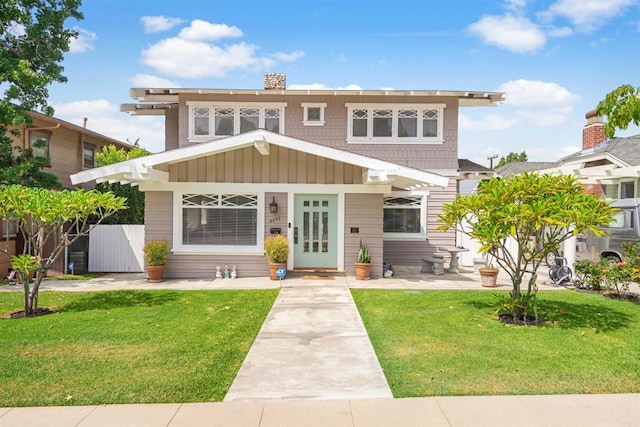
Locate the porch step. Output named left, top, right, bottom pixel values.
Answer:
left=288, top=269, right=347, bottom=279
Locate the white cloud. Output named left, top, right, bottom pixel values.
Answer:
left=269, top=50, right=305, bottom=62
left=514, top=107, right=576, bottom=126
left=459, top=113, right=519, bottom=131
left=498, top=79, right=581, bottom=107
left=141, top=16, right=184, bottom=33
left=526, top=145, right=581, bottom=162
left=68, top=28, right=96, bottom=53
left=53, top=100, right=165, bottom=153
left=547, top=26, right=573, bottom=37
left=504, top=0, right=527, bottom=12
left=177, top=20, right=242, bottom=41
left=142, top=39, right=272, bottom=78
left=129, top=74, right=181, bottom=88
left=467, top=14, right=546, bottom=53
left=287, top=83, right=363, bottom=90
left=141, top=19, right=302, bottom=79
left=540, top=0, right=636, bottom=32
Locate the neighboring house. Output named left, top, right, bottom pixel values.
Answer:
left=457, top=159, right=496, bottom=196
left=71, top=73, right=504, bottom=278
left=541, top=111, right=640, bottom=200
left=495, top=161, right=557, bottom=178
left=1, top=111, right=132, bottom=275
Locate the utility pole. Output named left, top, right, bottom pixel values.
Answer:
left=487, top=154, right=498, bottom=169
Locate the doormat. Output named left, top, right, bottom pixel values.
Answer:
left=302, top=275, right=335, bottom=280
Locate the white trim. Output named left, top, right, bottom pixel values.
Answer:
left=186, top=102, right=287, bottom=141
left=172, top=191, right=265, bottom=255
left=301, top=103, right=327, bottom=126
left=141, top=182, right=392, bottom=193
left=345, top=103, right=445, bottom=144
left=71, top=129, right=449, bottom=189
left=382, top=191, right=429, bottom=240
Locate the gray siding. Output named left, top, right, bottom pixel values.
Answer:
left=383, top=178, right=457, bottom=266
left=168, top=145, right=364, bottom=184
left=345, top=193, right=383, bottom=278
left=165, top=107, right=179, bottom=151
left=176, top=93, right=459, bottom=171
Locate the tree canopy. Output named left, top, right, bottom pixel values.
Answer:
left=0, top=184, right=126, bottom=316
left=0, top=0, right=82, bottom=188
left=495, top=151, right=528, bottom=170
left=438, top=173, right=615, bottom=322
left=596, top=83, right=640, bottom=138
left=95, top=144, right=151, bottom=224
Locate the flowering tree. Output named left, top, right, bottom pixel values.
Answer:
left=438, top=173, right=616, bottom=321
left=0, top=185, right=126, bottom=316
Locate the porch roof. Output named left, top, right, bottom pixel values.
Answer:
left=71, top=130, right=450, bottom=190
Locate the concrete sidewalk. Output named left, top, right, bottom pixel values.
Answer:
left=1, top=394, right=638, bottom=426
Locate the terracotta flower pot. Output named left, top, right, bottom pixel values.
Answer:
left=354, top=262, right=372, bottom=280
left=269, top=263, right=287, bottom=280
left=147, top=265, right=165, bottom=283
left=479, top=268, right=499, bottom=287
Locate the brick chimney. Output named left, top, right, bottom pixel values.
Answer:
left=264, top=73, right=286, bottom=90
left=583, top=110, right=606, bottom=149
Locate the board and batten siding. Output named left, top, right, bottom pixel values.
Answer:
left=168, top=145, right=364, bottom=185
left=345, top=193, right=383, bottom=278
left=383, top=178, right=457, bottom=267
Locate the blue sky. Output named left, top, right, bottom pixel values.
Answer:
left=49, top=0, right=640, bottom=167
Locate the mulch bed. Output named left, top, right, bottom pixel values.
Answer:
left=4, top=307, right=53, bottom=319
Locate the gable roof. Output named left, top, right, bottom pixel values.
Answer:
left=71, top=129, right=449, bottom=189
left=538, top=134, right=640, bottom=183
left=495, top=161, right=558, bottom=177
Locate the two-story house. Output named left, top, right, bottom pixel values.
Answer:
left=71, top=74, right=504, bottom=278
left=1, top=111, right=132, bottom=275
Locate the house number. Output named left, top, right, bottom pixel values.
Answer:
left=269, top=216, right=281, bottom=223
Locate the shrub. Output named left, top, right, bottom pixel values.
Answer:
left=144, top=240, right=169, bottom=266
left=264, top=235, right=289, bottom=264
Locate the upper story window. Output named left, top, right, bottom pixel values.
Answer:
left=29, top=130, right=50, bottom=160
left=83, top=143, right=96, bottom=169
left=188, top=102, right=286, bottom=140
left=302, top=103, right=326, bottom=126
left=620, top=180, right=636, bottom=199
left=346, top=104, right=445, bottom=144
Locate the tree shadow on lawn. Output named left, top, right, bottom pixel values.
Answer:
left=59, top=290, right=181, bottom=313
left=469, top=297, right=634, bottom=332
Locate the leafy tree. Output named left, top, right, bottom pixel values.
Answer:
left=596, top=84, right=640, bottom=138
left=0, top=184, right=126, bottom=316
left=495, top=151, right=528, bottom=170
left=438, top=173, right=615, bottom=322
left=0, top=0, right=82, bottom=188
left=95, top=144, right=151, bottom=224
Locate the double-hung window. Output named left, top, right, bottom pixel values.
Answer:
left=83, top=143, right=96, bottom=168
left=181, top=193, right=259, bottom=249
left=383, top=194, right=427, bottom=239
left=346, top=104, right=445, bottom=144
left=188, top=102, right=286, bottom=140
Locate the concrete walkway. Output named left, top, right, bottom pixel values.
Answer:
left=224, top=285, right=392, bottom=401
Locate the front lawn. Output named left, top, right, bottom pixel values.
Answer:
left=352, top=290, right=640, bottom=397
left=0, top=289, right=278, bottom=407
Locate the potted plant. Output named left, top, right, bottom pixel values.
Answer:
left=264, top=234, right=289, bottom=280
left=479, top=257, right=499, bottom=287
left=354, top=240, right=372, bottom=280
left=144, top=240, right=169, bottom=283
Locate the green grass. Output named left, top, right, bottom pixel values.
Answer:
left=352, top=290, right=640, bottom=397
left=0, top=289, right=278, bottom=407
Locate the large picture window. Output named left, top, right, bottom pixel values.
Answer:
left=383, top=194, right=427, bottom=239
left=182, top=194, right=258, bottom=246
left=188, top=102, right=286, bottom=139
left=346, top=104, right=444, bottom=144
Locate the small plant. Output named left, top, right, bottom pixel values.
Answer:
left=144, top=240, right=169, bottom=266
left=357, top=240, right=371, bottom=264
left=574, top=259, right=606, bottom=290
left=264, top=235, right=289, bottom=264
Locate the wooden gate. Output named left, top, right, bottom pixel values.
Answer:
left=88, top=225, right=145, bottom=272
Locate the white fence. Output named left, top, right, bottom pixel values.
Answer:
left=88, top=225, right=145, bottom=272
